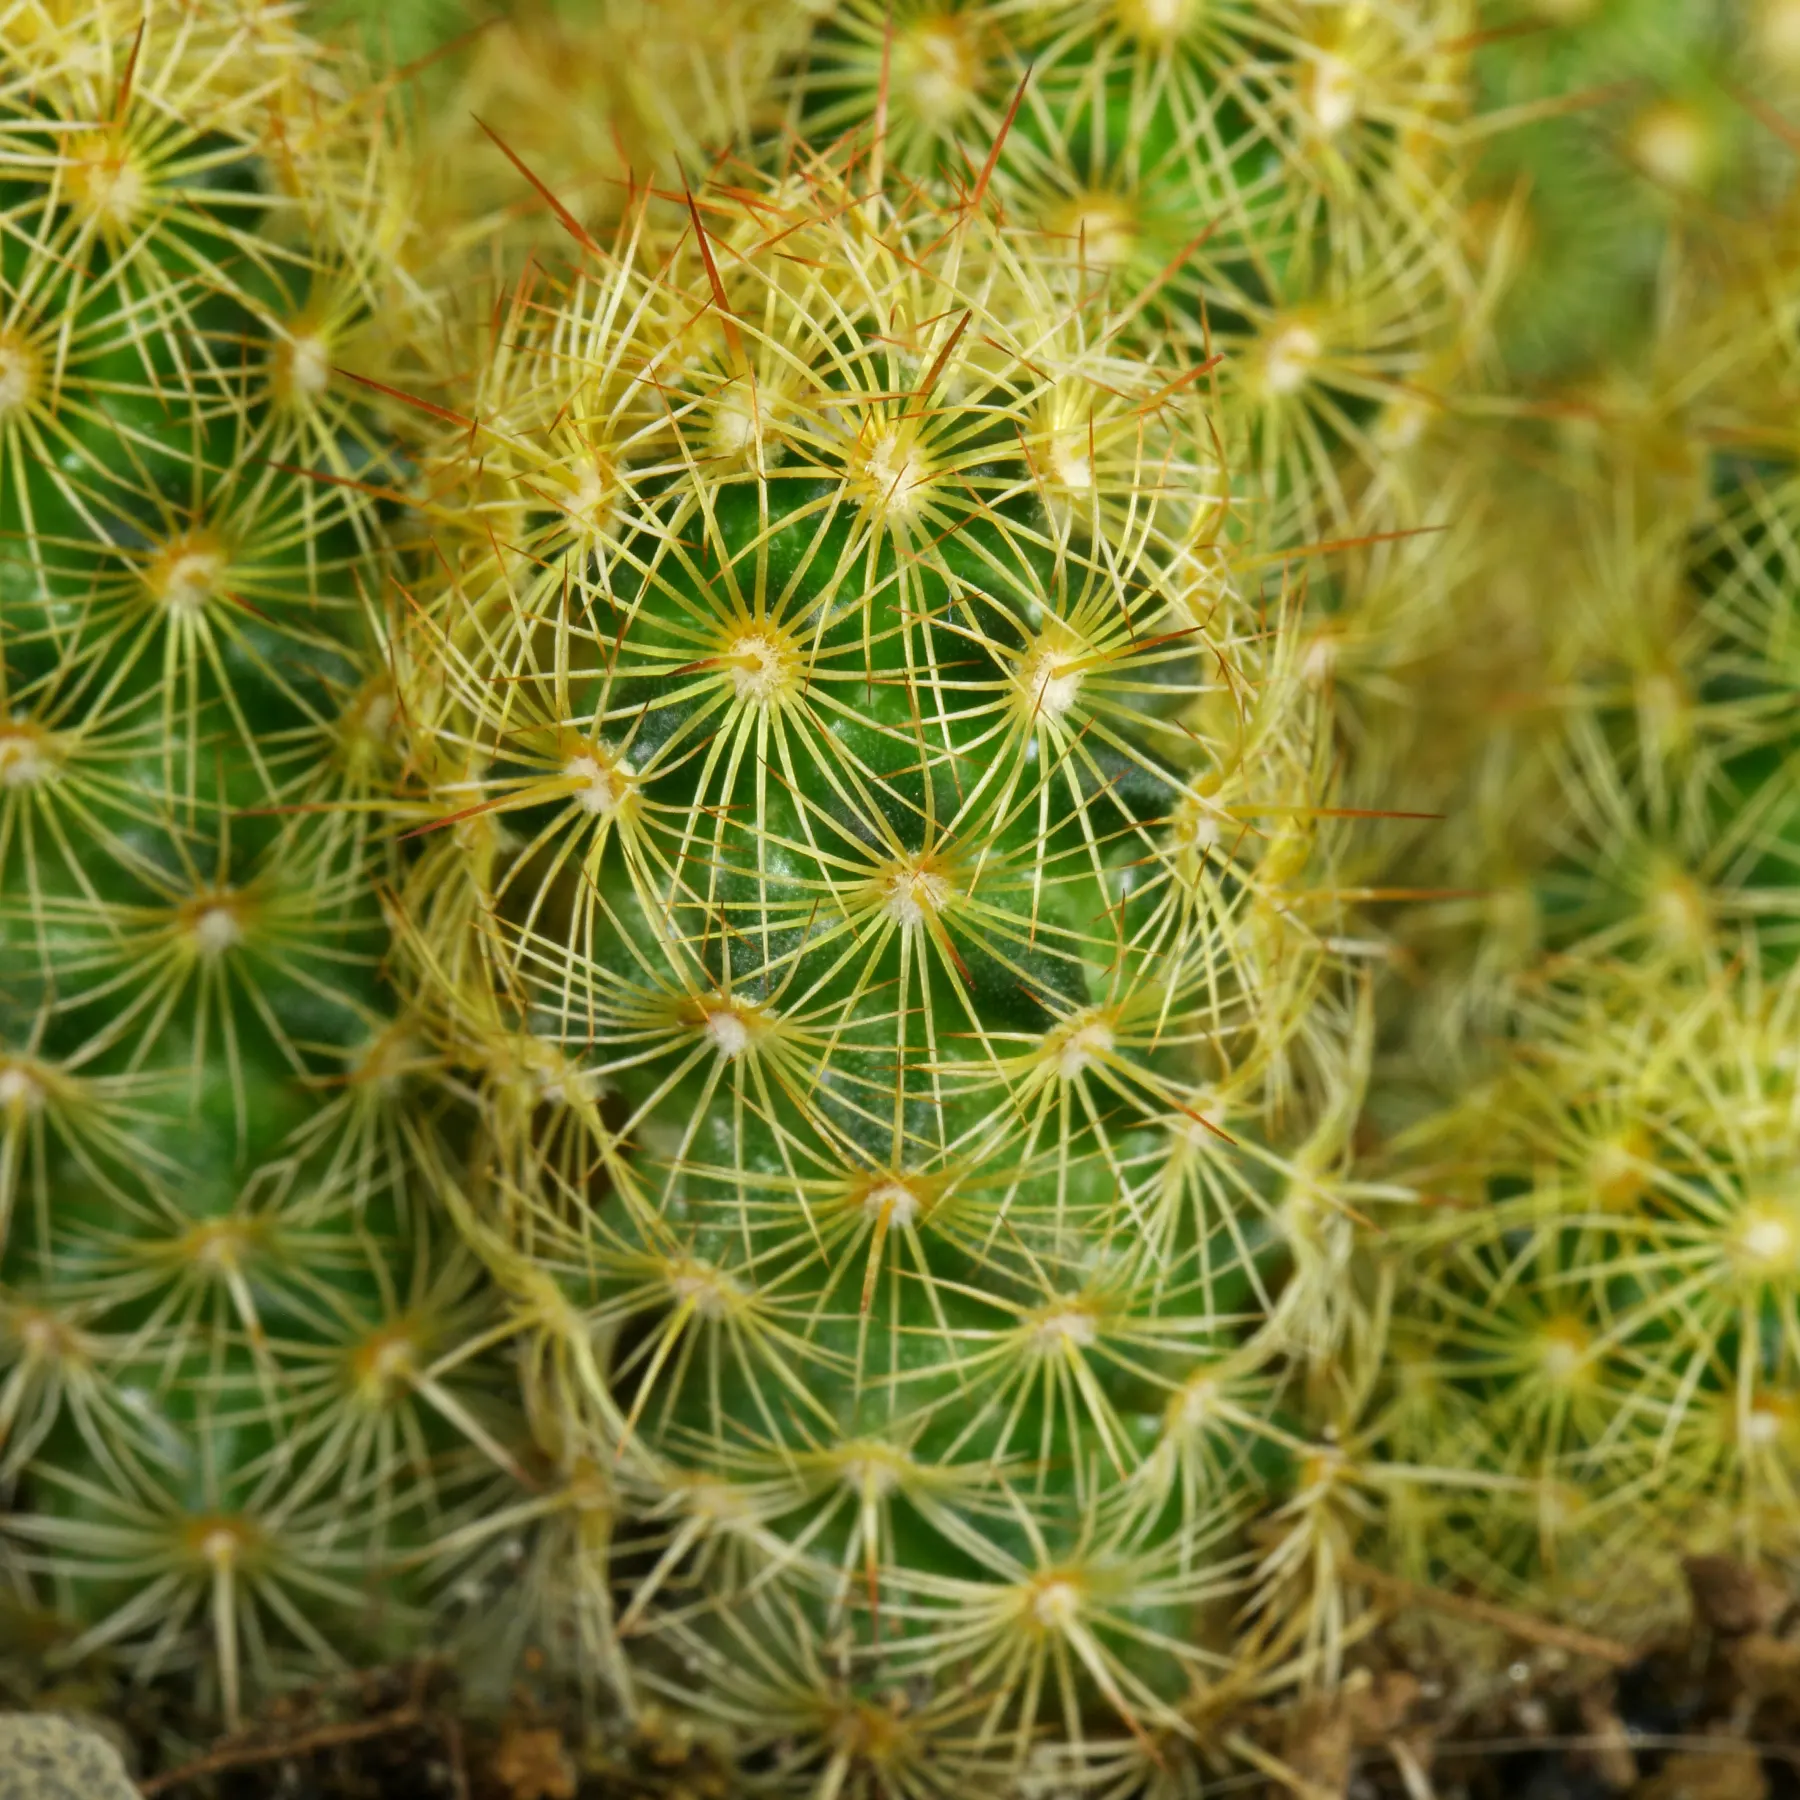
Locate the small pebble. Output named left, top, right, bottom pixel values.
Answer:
left=0, top=1714, right=136, bottom=1800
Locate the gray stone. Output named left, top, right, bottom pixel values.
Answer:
left=0, top=1715, right=137, bottom=1799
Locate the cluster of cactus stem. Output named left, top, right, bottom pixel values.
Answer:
left=3, top=0, right=1798, bottom=1790
left=1342, top=0, right=1800, bottom=1638
left=0, top=0, right=534, bottom=1729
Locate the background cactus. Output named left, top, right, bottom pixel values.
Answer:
left=1336, top=0, right=1800, bottom=1662
left=0, top=0, right=530, bottom=1730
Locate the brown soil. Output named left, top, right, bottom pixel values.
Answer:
left=7, top=1559, right=1797, bottom=1799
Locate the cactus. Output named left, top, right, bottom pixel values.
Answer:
left=0, top=0, right=529, bottom=1728
left=1342, top=0, right=1800, bottom=1654
left=382, top=114, right=1388, bottom=1767
left=362, top=0, right=1513, bottom=1767
left=6, top=0, right=1798, bottom=1781
left=1372, top=950, right=1800, bottom=1634
left=323, top=0, right=820, bottom=263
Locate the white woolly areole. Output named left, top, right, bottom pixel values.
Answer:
left=0, top=340, right=36, bottom=415
left=1633, top=104, right=1709, bottom=189
left=1264, top=323, right=1321, bottom=396
left=901, top=19, right=981, bottom=123
left=189, top=904, right=243, bottom=957
left=1745, top=1405, right=1785, bottom=1447
left=285, top=334, right=331, bottom=398
left=564, top=459, right=616, bottom=528
left=1534, top=1481, right=1584, bottom=1533
left=1378, top=396, right=1430, bottom=451
left=1021, top=644, right=1083, bottom=726
left=1045, top=431, right=1094, bottom=493
left=1172, top=1104, right=1228, bottom=1154
left=536, top=1060, right=600, bottom=1109
left=1031, top=1578, right=1082, bottom=1629
left=711, top=390, right=760, bottom=456
left=1117, top=0, right=1195, bottom=41
left=1638, top=670, right=1690, bottom=752
left=883, top=865, right=950, bottom=929
left=1176, top=1373, right=1219, bottom=1429
left=199, top=1526, right=242, bottom=1569
left=1307, top=54, right=1358, bottom=136
left=669, top=1263, right=737, bottom=1318
left=362, top=1332, right=415, bottom=1387
left=704, top=1009, right=752, bottom=1059
left=1051, top=1018, right=1114, bottom=1080
left=729, top=633, right=792, bottom=704
left=157, top=549, right=222, bottom=616
left=1764, top=0, right=1800, bottom=65
left=1172, top=796, right=1222, bottom=853
left=564, top=753, right=629, bottom=815
left=1057, top=198, right=1137, bottom=269
left=857, top=430, right=932, bottom=516
left=1034, top=1306, right=1098, bottom=1350
left=0, top=1067, right=42, bottom=1111
left=1589, top=1131, right=1649, bottom=1205
left=1734, top=1205, right=1798, bottom=1274
left=17, top=1312, right=61, bottom=1359
left=0, top=733, right=52, bottom=788
left=71, top=142, right=145, bottom=225
left=838, top=1446, right=905, bottom=1495
left=1537, top=1324, right=1588, bottom=1384
left=190, top=1221, right=251, bottom=1270
left=1650, top=866, right=1709, bottom=948
left=682, top=1478, right=754, bottom=1525
left=864, top=1180, right=921, bottom=1229
left=355, top=1028, right=420, bottom=1094
left=1303, top=631, right=1340, bottom=685
left=349, top=686, right=396, bottom=748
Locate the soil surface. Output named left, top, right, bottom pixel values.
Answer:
left=6, top=1559, right=1797, bottom=1798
